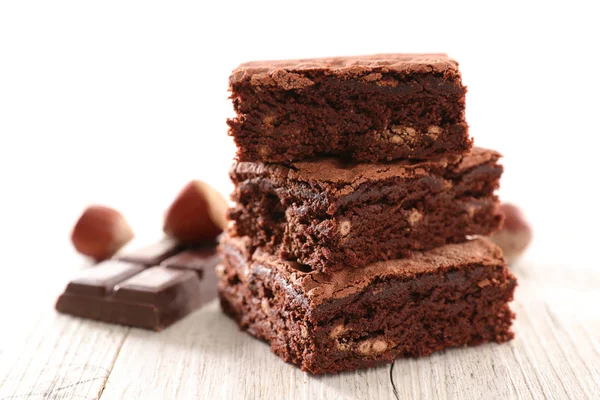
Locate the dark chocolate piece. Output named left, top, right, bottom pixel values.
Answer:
left=118, top=238, right=183, bottom=266
left=65, top=260, right=145, bottom=297
left=228, top=147, right=503, bottom=272
left=160, top=247, right=220, bottom=277
left=218, top=235, right=517, bottom=374
left=228, top=53, right=471, bottom=162
left=57, top=241, right=221, bottom=330
left=56, top=262, right=202, bottom=331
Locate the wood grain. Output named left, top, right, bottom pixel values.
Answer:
left=0, top=270, right=130, bottom=400
left=0, top=259, right=598, bottom=400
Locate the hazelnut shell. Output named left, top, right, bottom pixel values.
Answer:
left=163, top=180, right=227, bottom=244
left=71, top=205, right=134, bottom=261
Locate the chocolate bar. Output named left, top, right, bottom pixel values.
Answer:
left=56, top=242, right=220, bottom=330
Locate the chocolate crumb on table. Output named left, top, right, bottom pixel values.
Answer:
left=218, top=235, right=517, bottom=374
left=228, top=53, right=471, bottom=163
left=228, top=147, right=504, bottom=272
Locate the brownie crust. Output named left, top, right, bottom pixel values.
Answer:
left=228, top=147, right=503, bottom=272
left=228, top=53, right=471, bottom=163
left=217, top=235, right=517, bottom=374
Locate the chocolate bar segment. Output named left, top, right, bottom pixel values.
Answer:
left=218, top=235, right=517, bottom=374
left=115, top=267, right=195, bottom=302
left=228, top=53, right=471, bottom=162
left=66, top=260, right=144, bottom=297
left=118, top=238, right=183, bottom=266
left=228, top=147, right=503, bottom=272
left=160, top=247, right=220, bottom=277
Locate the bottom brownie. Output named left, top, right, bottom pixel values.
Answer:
left=218, top=235, right=517, bottom=374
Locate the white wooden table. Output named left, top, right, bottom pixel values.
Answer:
left=0, top=245, right=599, bottom=400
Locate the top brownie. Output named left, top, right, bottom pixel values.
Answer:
left=228, top=53, right=471, bottom=163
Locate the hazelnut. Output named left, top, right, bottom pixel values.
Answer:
left=330, top=324, right=347, bottom=338
left=261, top=298, right=270, bottom=315
left=257, top=145, right=271, bottom=158
left=477, top=279, right=491, bottom=288
left=389, top=134, right=405, bottom=144
left=408, top=209, right=423, bottom=226
left=300, top=325, right=309, bottom=338
left=215, top=264, right=226, bottom=278
left=71, top=205, right=134, bottom=261
left=427, top=125, right=442, bottom=135
left=357, top=338, right=388, bottom=355
left=372, top=339, right=388, bottom=353
left=339, top=220, right=352, bottom=237
left=163, top=180, right=227, bottom=244
left=490, top=203, right=533, bottom=263
left=391, top=125, right=416, bottom=137
left=362, top=72, right=382, bottom=82
left=262, top=115, right=276, bottom=127
left=357, top=340, right=372, bottom=355
left=375, top=77, right=399, bottom=87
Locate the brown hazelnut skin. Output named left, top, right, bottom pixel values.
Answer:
left=490, top=203, right=533, bottom=263
left=71, top=205, right=134, bottom=261
left=163, top=180, right=227, bottom=244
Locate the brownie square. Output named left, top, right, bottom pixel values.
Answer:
left=228, top=147, right=503, bottom=272
left=218, top=235, right=517, bottom=374
left=228, top=53, right=471, bottom=163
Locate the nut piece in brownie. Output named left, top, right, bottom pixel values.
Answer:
left=218, top=235, right=517, bottom=374
left=228, top=53, right=471, bottom=163
left=228, top=147, right=503, bottom=272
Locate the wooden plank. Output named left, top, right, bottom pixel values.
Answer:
left=0, top=278, right=130, bottom=400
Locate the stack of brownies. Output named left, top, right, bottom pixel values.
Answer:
left=218, top=54, right=517, bottom=374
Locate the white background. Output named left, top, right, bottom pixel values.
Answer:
left=1, top=0, right=599, bottom=269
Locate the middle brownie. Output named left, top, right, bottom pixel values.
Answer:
left=228, top=147, right=503, bottom=272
